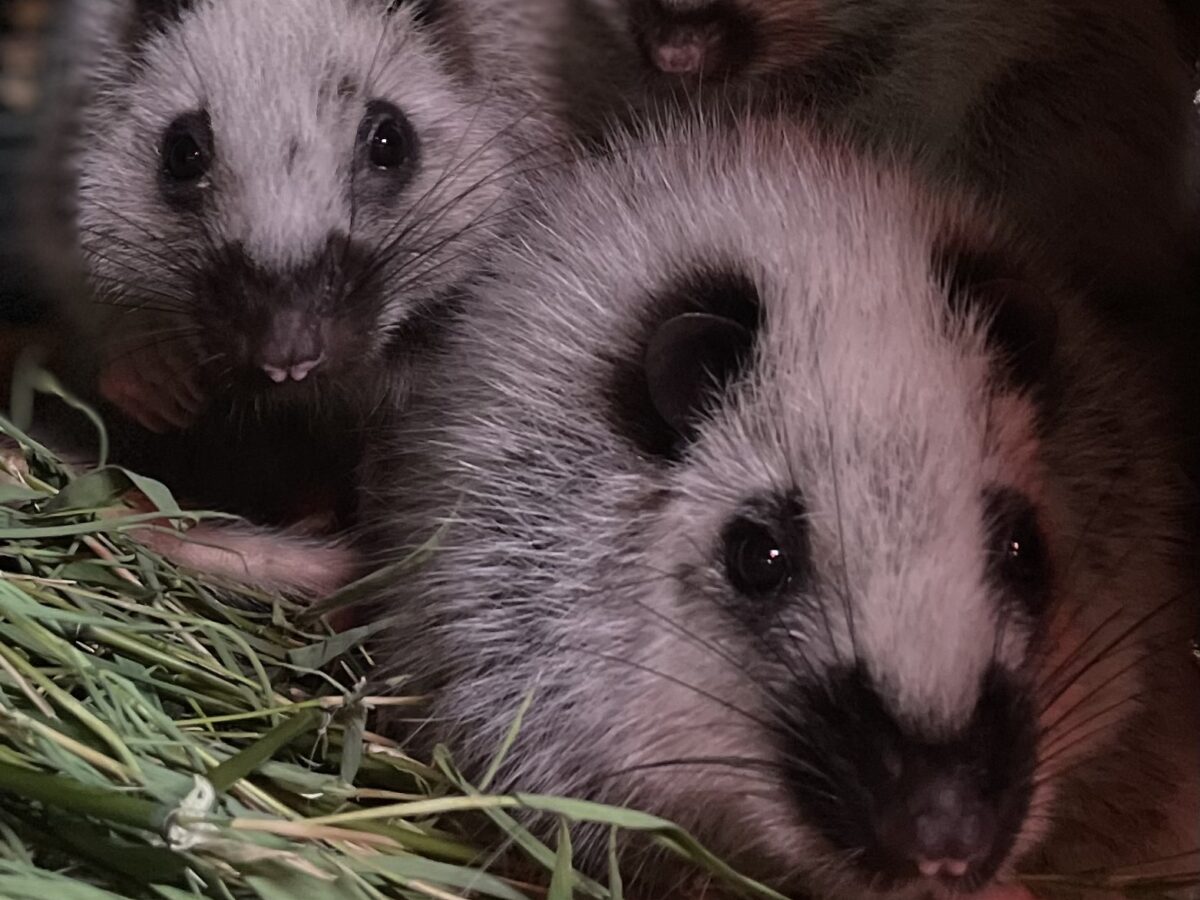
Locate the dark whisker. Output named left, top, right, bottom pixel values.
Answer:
left=1037, top=693, right=1149, bottom=770
left=81, top=212, right=203, bottom=278
left=1037, top=590, right=1185, bottom=715
left=1037, top=645, right=1154, bottom=740
left=562, top=643, right=779, bottom=735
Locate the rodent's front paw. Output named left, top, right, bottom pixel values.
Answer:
left=100, top=343, right=205, bottom=434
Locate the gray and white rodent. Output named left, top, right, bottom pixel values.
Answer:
left=361, top=117, right=1200, bottom=898
left=33, top=0, right=547, bottom=431
left=13, top=0, right=565, bottom=590
left=16, top=0, right=624, bottom=578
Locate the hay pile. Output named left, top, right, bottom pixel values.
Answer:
left=0, top=406, right=1194, bottom=899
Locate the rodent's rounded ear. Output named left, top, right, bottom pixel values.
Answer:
left=935, top=244, right=1059, bottom=391
left=970, top=278, right=1059, bottom=391
left=644, top=312, right=755, bottom=440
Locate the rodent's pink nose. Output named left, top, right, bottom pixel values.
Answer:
left=653, top=34, right=709, bottom=75
left=257, top=312, right=326, bottom=384
left=261, top=356, right=324, bottom=384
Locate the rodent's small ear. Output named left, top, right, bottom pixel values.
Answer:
left=644, top=312, right=755, bottom=440
left=936, top=246, right=1059, bottom=391
left=971, top=278, right=1059, bottom=391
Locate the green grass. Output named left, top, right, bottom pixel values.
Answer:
left=0, top=402, right=798, bottom=900
left=0, top=383, right=1195, bottom=899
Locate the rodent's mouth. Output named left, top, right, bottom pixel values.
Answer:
left=204, top=363, right=341, bottom=409
left=834, top=862, right=1002, bottom=900
left=833, top=876, right=1027, bottom=900
left=198, top=328, right=362, bottom=400
left=772, top=866, right=1023, bottom=900
left=921, top=882, right=1033, bottom=900
left=238, top=369, right=332, bottom=397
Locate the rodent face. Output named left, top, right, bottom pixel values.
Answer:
left=76, top=0, right=514, bottom=397
left=611, top=255, right=1050, bottom=895
left=378, top=132, right=1186, bottom=897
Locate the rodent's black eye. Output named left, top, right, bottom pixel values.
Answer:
left=999, top=509, right=1046, bottom=587
left=161, top=112, right=212, bottom=183
left=723, top=518, right=791, bottom=597
left=369, top=117, right=409, bottom=168
left=360, top=100, right=417, bottom=173
left=986, top=489, right=1051, bottom=613
left=165, top=132, right=204, bottom=180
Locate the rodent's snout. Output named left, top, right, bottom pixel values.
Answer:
left=194, top=235, right=382, bottom=388
left=781, top=664, right=1036, bottom=892
left=630, top=1, right=753, bottom=78
left=874, top=767, right=999, bottom=883
left=256, top=311, right=328, bottom=384
left=643, top=21, right=726, bottom=76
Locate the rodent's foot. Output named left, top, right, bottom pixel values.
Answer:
left=100, top=342, right=205, bottom=433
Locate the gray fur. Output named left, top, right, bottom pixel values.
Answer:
left=364, top=118, right=1200, bottom=897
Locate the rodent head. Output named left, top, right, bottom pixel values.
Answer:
left=75, top=0, right=514, bottom=399
left=376, top=126, right=1188, bottom=897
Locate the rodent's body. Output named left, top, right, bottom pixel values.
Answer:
left=363, top=119, right=1200, bottom=897
left=613, top=0, right=1199, bottom=306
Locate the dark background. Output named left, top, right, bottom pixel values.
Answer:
left=0, top=0, right=51, bottom=325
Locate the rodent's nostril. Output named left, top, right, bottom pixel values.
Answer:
left=260, top=353, right=323, bottom=384
left=262, top=364, right=290, bottom=385
left=287, top=356, right=324, bottom=382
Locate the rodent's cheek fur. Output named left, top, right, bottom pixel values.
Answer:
left=605, top=512, right=838, bottom=877
left=984, top=392, right=1044, bottom=503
